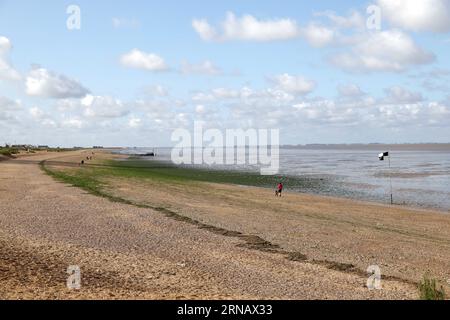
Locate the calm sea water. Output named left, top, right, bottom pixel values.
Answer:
left=120, top=146, right=450, bottom=211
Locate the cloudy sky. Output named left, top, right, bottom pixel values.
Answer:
left=1, top=0, right=450, bottom=147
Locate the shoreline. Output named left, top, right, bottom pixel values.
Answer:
left=0, top=149, right=421, bottom=299
left=232, top=182, right=450, bottom=216
left=40, top=151, right=450, bottom=287
left=123, top=155, right=450, bottom=215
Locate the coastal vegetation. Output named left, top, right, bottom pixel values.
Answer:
left=1, top=145, right=79, bottom=157
left=418, top=274, right=446, bottom=300
left=41, top=157, right=336, bottom=193
left=0, top=147, right=20, bottom=156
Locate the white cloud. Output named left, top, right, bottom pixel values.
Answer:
left=201, top=82, right=450, bottom=130
left=383, top=86, right=423, bottom=104
left=128, top=117, right=142, bottom=128
left=411, top=68, right=450, bottom=92
left=55, top=95, right=130, bottom=120
left=291, top=97, right=449, bottom=128
left=81, top=94, right=95, bottom=107
left=377, top=0, right=450, bottom=33
left=300, top=23, right=335, bottom=47
left=270, top=73, right=316, bottom=95
left=25, top=106, right=56, bottom=127
left=47, top=95, right=187, bottom=133
left=82, top=95, right=129, bottom=119
left=190, top=10, right=372, bottom=50
left=120, top=49, right=168, bottom=71
left=61, top=118, right=84, bottom=129
left=193, top=104, right=221, bottom=123
left=0, top=36, right=21, bottom=81
left=141, top=84, right=169, bottom=97
left=411, top=68, right=450, bottom=79
left=25, top=67, right=89, bottom=99
left=0, top=96, right=21, bottom=111
left=195, top=104, right=206, bottom=114
left=129, top=99, right=192, bottom=130
left=212, top=88, right=240, bottom=99
left=375, top=101, right=450, bottom=127
left=181, top=60, right=222, bottom=75
left=0, top=37, right=12, bottom=55
left=329, top=30, right=435, bottom=72
left=0, top=96, right=22, bottom=124
left=314, top=10, right=365, bottom=30
left=265, top=88, right=296, bottom=103
left=135, top=99, right=169, bottom=112
left=338, top=84, right=365, bottom=97
left=191, top=92, right=216, bottom=103
left=174, top=99, right=186, bottom=108
left=40, top=118, right=57, bottom=128
left=29, top=106, right=45, bottom=119
left=196, top=86, right=297, bottom=105
left=8, top=82, right=449, bottom=144
left=192, top=19, right=218, bottom=41
left=192, top=11, right=300, bottom=42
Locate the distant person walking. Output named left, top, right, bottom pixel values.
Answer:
left=275, top=182, right=283, bottom=197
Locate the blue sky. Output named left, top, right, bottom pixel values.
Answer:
left=1, top=0, right=450, bottom=147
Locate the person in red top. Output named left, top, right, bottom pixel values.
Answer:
left=275, top=182, right=283, bottom=197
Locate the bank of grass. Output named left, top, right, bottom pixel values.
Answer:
left=1, top=146, right=78, bottom=157
left=39, top=159, right=282, bottom=197
left=41, top=157, right=357, bottom=203
left=40, top=159, right=222, bottom=207
left=0, top=147, right=20, bottom=156
left=39, top=162, right=144, bottom=207
left=45, top=147, right=81, bottom=152
left=40, top=158, right=312, bottom=208
left=101, top=158, right=333, bottom=191
left=418, top=274, right=446, bottom=300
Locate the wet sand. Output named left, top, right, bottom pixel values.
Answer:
left=1, top=150, right=448, bottom=299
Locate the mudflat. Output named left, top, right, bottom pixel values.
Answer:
left=1, top=150, right=448, bottom=299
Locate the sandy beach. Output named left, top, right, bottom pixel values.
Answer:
left=1, top=150, right=449, bottom=299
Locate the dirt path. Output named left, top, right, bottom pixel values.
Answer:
left=0, top=151, right=417, bottom=299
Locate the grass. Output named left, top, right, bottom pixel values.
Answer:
left=97, top=158, right=336, bottom=193
left=0, top=146, right=78, bottom=157
left=39, top=160, right=198, bottom=209
left=46, top=147, right=80, bottom=152
left=39, top=157, right=362, bottom=207
left=39, top=158, right=335, bottom=238
left=418, top=274, right=446, bottom=300
left=39, top=162, right=137, bottom=206
left=0, top=148, right=20, bottom=156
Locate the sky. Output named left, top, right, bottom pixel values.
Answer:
left=1, top=0, right=450, bottom=147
